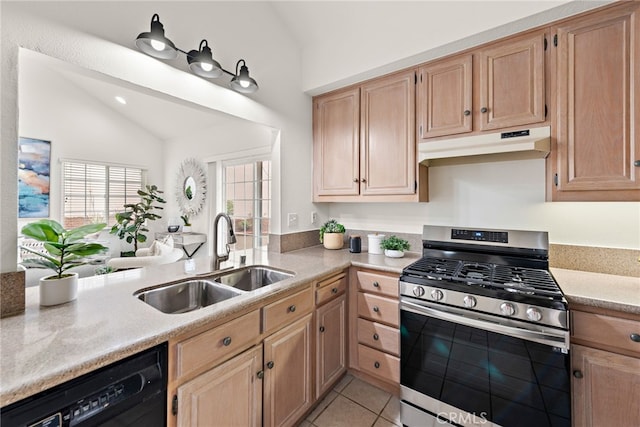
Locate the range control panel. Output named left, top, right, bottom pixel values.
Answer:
left=451, top=228, right=508, bottom=244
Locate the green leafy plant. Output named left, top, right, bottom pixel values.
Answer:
left=110, top=184, right=166, bottom=252
left=319, top=219, right=345, bottom=243
left=20, top=220, right=107, bottom=280
left=180, top=215, right=191, bottom=226
left=380, top=235, right=410, bottom=251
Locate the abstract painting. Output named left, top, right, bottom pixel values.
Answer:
left=18, top=137, right=51, bottom=218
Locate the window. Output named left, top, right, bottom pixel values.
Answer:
left=223, top=160, right=271, bottom=250
left=62, top=161, right=144, bottom=229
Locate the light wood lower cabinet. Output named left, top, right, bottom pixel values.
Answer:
left=176, top=345, right=263, bottom=427
left=263, top=313, right=313, bottom=427
left=316, top=295, right=347, bottom=397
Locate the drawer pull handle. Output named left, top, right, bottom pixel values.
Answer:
left=331, top=287, right=338, bottom=294
left=222, top=336, right=232, bottom=346
left=373, top=306, right=380, bottom=313
left=257, top=370, right=264, bottom=379
left=573, top=370, right=583, bottom=379
left=267, top=361, right=275, bottom=369
left=374, top=362, right=380, bottom=369
left=320, top=326, right=325, bottom=333
left=631, top=333, right=640, bottom=342
left=373, top=333, right=379, bottom=341
left=288, top=305, right=296, bottom=313
left=373, top=281, right=380, bottom=288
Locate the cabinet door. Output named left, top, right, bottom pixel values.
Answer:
left=478, top=31, right=546, bottom=131
left=176, top=345, right=262, bottom=427
left=418, top=54, right=473, bottom=139
left=316, top=295, right=346, bottom=397
left=360, top=70, right=416, bottom=196
left=313, top=88, right=360, bottom=196
left=572, top=344, right=640, bottom=426
left=552, top=3, right=640, bottom=201
left=263, top=313, right=313, bottom=427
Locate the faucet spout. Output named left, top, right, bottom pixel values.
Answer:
left=212, top=212, right=236, bottom=271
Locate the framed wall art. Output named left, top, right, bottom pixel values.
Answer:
left=18, top=137, right=51, bottom=218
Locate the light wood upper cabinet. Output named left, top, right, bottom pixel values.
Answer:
left=550, top=2, right=640, bottom=201
left=477, top=31, right=546, bottom=131
left=313, top=88, right=360, bottom=196
left=418, top=54, right=473, bottom=138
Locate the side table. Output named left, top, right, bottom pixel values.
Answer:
left=156, top=232, right=207, bottom=258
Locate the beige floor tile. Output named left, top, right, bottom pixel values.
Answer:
left=332, top=373, right=354, bottom=393
left=380, top=396, right=400, bottom=425
left=314, top=395, right=378, bottom=427
left=306, top=390, right=338, bottom=422
left=373, top=417, right=397, bottom=427
left=341, top=378, right=391, bottom=414
left=297, top=420, right=313, bottom=427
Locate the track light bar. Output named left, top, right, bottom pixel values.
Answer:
left=135, top=14, right=259, bottom=93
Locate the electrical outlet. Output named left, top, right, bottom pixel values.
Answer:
left=288, top=213, right=298, bottom=228
left=311, top=212, right=317, bottom=225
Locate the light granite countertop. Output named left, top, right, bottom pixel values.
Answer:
left=2, top=247, right=638, bottom=408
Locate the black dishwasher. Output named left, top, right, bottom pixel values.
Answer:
left=1, top=342, right=167, bottom=427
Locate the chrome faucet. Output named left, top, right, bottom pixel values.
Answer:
left=212, top=212, right=237, bottom=271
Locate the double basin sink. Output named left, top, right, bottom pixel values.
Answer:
left=135, top=266, right=294, bottom=314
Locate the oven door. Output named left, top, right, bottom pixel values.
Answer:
left=400, top=297, right=570, bottom=427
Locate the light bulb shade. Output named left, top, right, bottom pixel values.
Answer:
left=187, top=40, right=223, bottom=78
left=135, top=14, right=178, bottom=60
left=230, top=61, right=258, bottom=93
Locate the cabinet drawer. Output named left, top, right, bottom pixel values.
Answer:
left=572, top=311, right=640, bottom=356
left=357, top=292, right=399, bottom=327
left=357, top=318, right=399, bottom=356
left=263, top=287, right=313, bottom=335
left=176, top=309, right=261, bottom=379
left=357, top=271, right=398, bottom=297
left=357, top=344, right=400, bottom=384
left=316, top=274, right=347, bottom=306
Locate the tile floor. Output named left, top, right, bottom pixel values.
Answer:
left=299, top=375, right=401, bottom=427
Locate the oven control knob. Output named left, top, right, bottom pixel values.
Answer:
left=412, top=286, right=425, bottom=297
left=463, top=295, right=477, bottom=308
left=526, top=307, right=543, bottom=322
left=500, top=302, right=516, bottom=316
left=430, top=289, right=444, bottom=301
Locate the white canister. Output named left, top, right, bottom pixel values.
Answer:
left=367, top=234, right=385, bottom=255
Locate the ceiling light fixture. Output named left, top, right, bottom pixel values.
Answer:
left=135, top=14, right=259, bottom=94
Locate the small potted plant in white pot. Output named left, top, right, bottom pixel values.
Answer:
left=180, top=214, right=192, bottom=233
left=20, top=219, right=107, bottom=306
left=380, top=235, right=410, bottom=258
left=319, top=219, right=345, bottom=250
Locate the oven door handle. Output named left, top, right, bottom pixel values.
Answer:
left=401, top=299, right=569, bottom=350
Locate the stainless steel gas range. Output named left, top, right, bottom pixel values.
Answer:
left=400, top=225, right=570, bottom=427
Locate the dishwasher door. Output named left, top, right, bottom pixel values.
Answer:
left=1, top=343, right=167, bottom=427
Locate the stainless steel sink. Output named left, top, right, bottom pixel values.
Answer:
left=214, top=265, right=294, bottom=291
left=135, top=280, right=244, bottom=314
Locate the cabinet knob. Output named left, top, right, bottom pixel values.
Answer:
left=373, top=333, right=379, bottom=341
left=634, top=160, right=640, bottom=167
left=361, top=178, right=367, bottom=183
left=257, top=370, right=264, bottom=379
left=331, top=287, right=338, bottom=294
left=573, top=370, right=583, bottom=379
left=630, top=333, right=640, bottom=342
left=222, top=336, right=232, bottom=346
left=373, top=306, right=380, bottom=313
left=374, top=361, right=380, bottom=369
left=480, top=107, right=488, bottom=113
left=319, top=326, right=325, bottom=333
left=463, top=110, right=471, bottom=116
left=354, top=178, right=359, bottom=182
left=267, top=361, right=275, bottom=369
left=288, top=305, right=296, bottom=313
left=372, top=281, right=380, bottom=288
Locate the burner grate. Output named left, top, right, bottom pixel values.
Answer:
left=403, top=258, right=459, bottom=278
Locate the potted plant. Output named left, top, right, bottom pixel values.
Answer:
left=180, top=214, right=192, bottom=233
left=20, top=219, right=107, bottom=306
left=380, top=235, right=410, bottom=258
left=110, top=184, right=166, bottom=255
left=319, top=219, right=345, bottom=250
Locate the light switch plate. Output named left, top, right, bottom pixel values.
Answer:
left=288, top=213, right=298, bottom=228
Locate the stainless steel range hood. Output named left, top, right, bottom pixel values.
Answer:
left=419, top=126, right=551, bottom=166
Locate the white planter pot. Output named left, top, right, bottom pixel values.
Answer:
left=367, top=234, right=385, bottom=255
left=323, top=233, right=344, bottom=250
left=182, top=225, right=192, bottom=233
left=39, top=272, right=78, bottom=306
left=384, top=249, right=405, bottom=258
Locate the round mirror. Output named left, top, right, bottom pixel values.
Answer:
left=176, top=158, right=207, bottom=217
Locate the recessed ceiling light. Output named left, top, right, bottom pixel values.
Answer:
left=115, top=96, right=127, bottom=105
